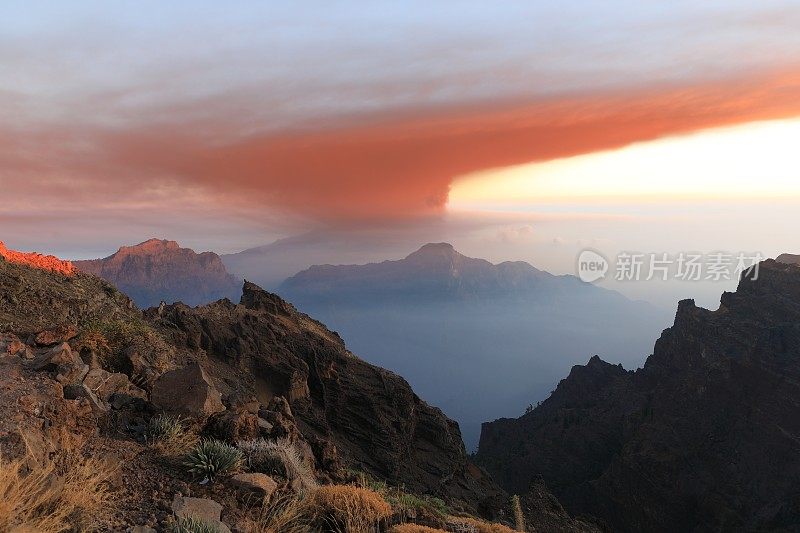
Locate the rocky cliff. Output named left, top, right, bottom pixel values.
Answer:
left=74, top=238, right=241, bottom=308
left=477, top=258, right=800, bottom=532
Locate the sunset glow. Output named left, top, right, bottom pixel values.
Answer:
left=449, top=118, right=800, bottom=209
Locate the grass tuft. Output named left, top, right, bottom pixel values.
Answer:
left=167, top=515, right=221, bottom=533
left=237, top=438, right=317, bottom=492
left=307, top=484, right=392, bottom=533
left=147, top=414, right=197, bottom=457
left=446, top=516, right=518, bottom=533
left=389, top=525, right=449, bottom=533
left=249, top=492, right=311, bottom=533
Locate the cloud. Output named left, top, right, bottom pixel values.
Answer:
left=3, top=1, right=800, bottom=256
left=6, top=67, right=799, bottom=222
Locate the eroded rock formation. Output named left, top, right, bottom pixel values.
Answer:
left=478, top=259, right=800, bottom=532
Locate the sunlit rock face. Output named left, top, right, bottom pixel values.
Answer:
left=74, top=238, right=241, bottom=308
left=0, top=241, right=76, bottom=276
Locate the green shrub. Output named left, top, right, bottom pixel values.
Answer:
left=183, top=439, right=242, bottom=480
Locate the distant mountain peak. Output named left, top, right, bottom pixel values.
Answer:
left=118, top=238, right=181, bottom=255
left=74, top=239, right=240, bottom=308
left=413, top=242, right=456, bottom=253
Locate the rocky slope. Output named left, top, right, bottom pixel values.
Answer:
left=74, top=239, right=241, bottom=308
left=147, top=280, right=504, bottom=510
left=0, top=245, right=596, bottom=531
left=477, top=258, right=800, bottom=532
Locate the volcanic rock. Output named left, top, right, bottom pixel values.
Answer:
left=34, top=324, right=78, bottom=346
left=171, top=495, right=231, bottom=533
left=151, top=362, right=225, bottom=417
left=150, top=281, right=505, bottom=511
left=230, top=473, right=278, bottom=499
left=477, top=259, right=800, bottom=531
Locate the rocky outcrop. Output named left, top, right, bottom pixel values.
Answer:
left=0, top=255, right=139, bottom=338
left=74, top=238, right=241, bottom=308
left=171, top=495, right=231, bottom=533
left=0, top=241, right=76, bottom=276
left=149, top=281, right=505, bottom=512
left=477, top=259, right=800, bottom=532
left=152, top=284, right=597, bottom=519
left=776, top=252, right=800, bottom=265
left=229, top=473, right=278, bottom=499
left=151, top=362, right=225, bottom=417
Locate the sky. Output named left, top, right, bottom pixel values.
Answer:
left=2, top=1, right=800, bottom=306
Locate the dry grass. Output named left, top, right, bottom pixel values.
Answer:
left=0, top=444, right=115, bottom=532
left=389, top=525, right=448, bottom=533
left=308, top=485, right=393, bottom=533
left=249, top=493, right=311, bottom=533
left=238, top=438, right=317, bottom=492
left=510, top=494, right=525, bottom=532
left=447, top=516, right=518, bottom=533
left=147, top=414, right=198, bottom=458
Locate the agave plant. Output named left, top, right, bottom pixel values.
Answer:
left=183, top=439, right=242, bottom=480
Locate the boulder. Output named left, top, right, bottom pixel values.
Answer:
left=171, top=495, right=231, bottom=533
left=34, top=324, right=78, bottom=346
left=230, top=473, right=278, bottom=499
left=151, top=362, right=225, bottom=417
left=82, top=367, right=131, bottom=402
left=32, top=342, right=79, bottom=370
left=208, top=409, right=260, bottom=442
left=63, top=383, right=109, bottom=413
left=1, top=333, right=28, bottom=357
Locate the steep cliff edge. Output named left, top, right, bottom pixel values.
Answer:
left=477, top=259, right=800, bottom=531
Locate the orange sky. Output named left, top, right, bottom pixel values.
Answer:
left=73, top=68, right=800, bottom=221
